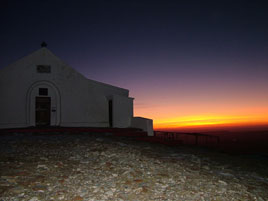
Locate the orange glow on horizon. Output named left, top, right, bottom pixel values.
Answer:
left=153, top=115, right=268, bottom=131
left=133, top=92, right=268, bottom=132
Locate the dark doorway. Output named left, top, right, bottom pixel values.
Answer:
left=35, top=97, right=51, bottom=126
left=109, top=100, right=113, bottom=127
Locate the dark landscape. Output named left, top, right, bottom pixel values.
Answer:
left=1, top=1, right=268, bottom=200
left=202, top=130, right=268, bottom=155
left=1, top=130, right=268, bottom=200
left=154, top=129, right=268, bottom=155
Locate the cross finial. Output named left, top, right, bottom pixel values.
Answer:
left=41, top=41, right=47, bottom=47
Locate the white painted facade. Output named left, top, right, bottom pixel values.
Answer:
left=0, top=47, right=153, bottom=135
left=131, top=117, right=154, bottom=136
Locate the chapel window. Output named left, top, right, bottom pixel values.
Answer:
left=39, top=88, right=48, bottom=96
left=37, top=65, right=51, bottom=73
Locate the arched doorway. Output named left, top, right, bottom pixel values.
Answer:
left=26, top=81, right=61, bottom=127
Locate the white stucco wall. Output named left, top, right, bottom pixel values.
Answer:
left=0, top=47, right=134, bottom=129
left=112, top=95, right=134, bottom=128
left=131, top=117, right=154, bottom=136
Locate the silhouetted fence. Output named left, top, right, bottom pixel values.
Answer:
left=154, top=131, right=220, bottom=147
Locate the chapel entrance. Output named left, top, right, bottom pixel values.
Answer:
left=35, top=97, right=51, bottom=126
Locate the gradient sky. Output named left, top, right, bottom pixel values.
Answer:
left=1, top=0, right=268, bottom=131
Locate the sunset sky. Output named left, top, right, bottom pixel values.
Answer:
left=1, top=1, right=268, bottom=131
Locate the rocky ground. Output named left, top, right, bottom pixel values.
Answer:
left=0, top=133, right=268, bottom=201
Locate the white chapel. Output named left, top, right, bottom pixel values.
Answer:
left=0, top=44, right=153, bottom=136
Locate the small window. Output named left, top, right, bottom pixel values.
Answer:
left=39, top=88, right=48, bottom=96
left=37, top=65, right=51, bottom=73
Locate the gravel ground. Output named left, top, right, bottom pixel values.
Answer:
left=0, top=133, right=268, bottom=201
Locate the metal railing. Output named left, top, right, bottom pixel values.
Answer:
left=154, top=131, right=220, bottom=147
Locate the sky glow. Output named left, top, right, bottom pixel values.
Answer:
left=1, top=1, right=267, bottom=131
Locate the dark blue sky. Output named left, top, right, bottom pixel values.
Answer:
left=1, top=0, right=268, bottom=128
left=1, top=1, right=267, bottom=70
